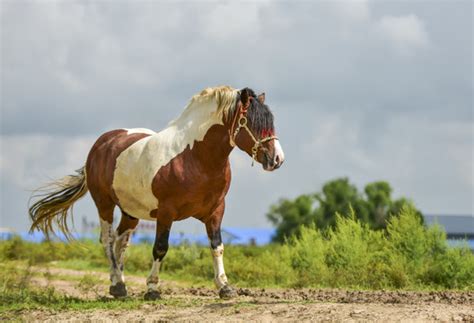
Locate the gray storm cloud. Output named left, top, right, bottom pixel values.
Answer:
left=1, top=1, right=472, bottom=231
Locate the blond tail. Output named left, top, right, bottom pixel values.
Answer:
left=28, top=167, right=88, bottom=239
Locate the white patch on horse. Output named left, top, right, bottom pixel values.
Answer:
left=125, top=128, right=156, bottom=135
left=100, top=218, right=122, bottom=286
left=114, top=228, right=134, bottom=281
left=211, top=243, right=228, bottom=289
left=273, top=139, right=285, bottom=164
left=113, top=87, right=238, bottom=220
left=146, top=259, right=162, bottom=292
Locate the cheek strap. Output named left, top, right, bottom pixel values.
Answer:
left=231, top=115, right=278, bottom=166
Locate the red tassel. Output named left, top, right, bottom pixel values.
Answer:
left=261, top=129, right=274, bottom=137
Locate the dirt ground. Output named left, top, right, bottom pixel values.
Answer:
left=15, top=268, right=474, bottom=322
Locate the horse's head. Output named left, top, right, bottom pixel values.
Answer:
left=229, top=88, right=285, bottom=171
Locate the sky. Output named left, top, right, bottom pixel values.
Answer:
left=1, top=0, right=472, bottom=235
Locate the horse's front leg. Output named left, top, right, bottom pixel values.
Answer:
left=144, top=218, right=172, bottom=301
left=205, top=202, right=236, bottom=299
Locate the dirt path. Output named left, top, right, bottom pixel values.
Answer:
left=25, top=302, right=473, bottom=322
left=18, top=267, right=474, bottom=322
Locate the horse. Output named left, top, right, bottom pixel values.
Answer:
left=28, top=86, right=284, bottom=300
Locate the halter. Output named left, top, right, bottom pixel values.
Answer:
left=229, top=97, right=279, bottom=166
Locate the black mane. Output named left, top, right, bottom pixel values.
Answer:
left=241, top=88, right=274, bottom=137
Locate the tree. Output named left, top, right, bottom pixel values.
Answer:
left=267, top=178, right=423, bottom=242
left=364, top=182, right=424, bottom=229
left=389, top=197, right=424, bottom=226
left=267, top=195, right=315, bottom=243
left=314, top=178, right=368, bottom=229
left=364, top=181, right=392, bottom=229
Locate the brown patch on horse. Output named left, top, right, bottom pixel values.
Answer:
left=150, top=124, right=232, bottom=224
left=86, top=129, right=151, bottom=221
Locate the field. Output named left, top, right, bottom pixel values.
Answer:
left=1, top=264, right=473, bottom=321
left=1, top=209, right=473, bottom=321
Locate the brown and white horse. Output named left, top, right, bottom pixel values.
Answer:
left=28, top=86, right=284, bottom=300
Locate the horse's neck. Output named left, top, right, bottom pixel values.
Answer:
left=165, top=97, right=223, bottom=148
left=190, top=124, right=233, bottom=171
left=163, top=97, right=233, bottom=170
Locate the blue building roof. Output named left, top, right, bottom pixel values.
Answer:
left=1, top=227, right=276, bottom=246
left=221, top=227, right=275, bottom=245
left=130, top=227, right=275, bottom=246
left=424, top=214, right=474, bottom=236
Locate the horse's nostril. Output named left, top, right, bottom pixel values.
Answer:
left=275, top=155, right=280, bottom=165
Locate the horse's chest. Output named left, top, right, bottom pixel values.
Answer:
left=154, top=163, right=229, bottom=220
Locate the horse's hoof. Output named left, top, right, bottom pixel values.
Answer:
left=109, top=282, right=127, bottom=298
left=144, top=290, right=161, bottom=301
left=219, top=285, right=236, bottom=299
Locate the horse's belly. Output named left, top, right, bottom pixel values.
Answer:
left=112, top=185, right=157, bottom=220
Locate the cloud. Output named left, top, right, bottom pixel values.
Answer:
left=0, top=134, right=95, bottom=189
left=376, top=14, right=430, bottom=56
left=332, top=0, right=370, bottom=23
left=1, top=1, right=472, bottom=232
left=0, top=134, right=97, bottom=229
left=306, top=110, right=473, bottom=212
left=204, top=2, right=263, bottom=40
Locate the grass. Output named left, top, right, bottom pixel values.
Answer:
left=0, top=260, right=269, bottom=317
left=0, top=261, right=207, bottom=315
left=0, top=206, right=473, bottom=314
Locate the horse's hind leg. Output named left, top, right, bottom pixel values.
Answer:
left=114, top=211, right=139, bottom=286
left=96, top=202, right=126, bottom=298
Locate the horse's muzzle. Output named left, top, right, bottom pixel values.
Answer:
left=263, top=141, right=285, bottom=171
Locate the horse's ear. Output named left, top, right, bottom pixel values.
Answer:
left=257, top=92, right=265, bottom=104
left=240, top=89, right=249, bottom=106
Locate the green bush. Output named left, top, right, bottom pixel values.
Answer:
left=225, top=245, right=293, bottom=287
left=1, top=206, right=473, bottom=291
left=282, top=206, right=473, bottom=290
left=325, top=212, right=373, bottom=287
left=284, top=225, right=327, bottom=287
left=123, top=243, right=152, bottom=273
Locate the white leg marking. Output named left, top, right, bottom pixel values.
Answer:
left=114, top=228, right=134, bottom=283
left=100, top=219, right=122, bottom=286
left=211, top=243, right=228, bottom=289
left=146, top=259, right=162, bottom=292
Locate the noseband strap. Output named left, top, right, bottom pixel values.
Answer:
left=229, top=98, right=278, bottom=165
